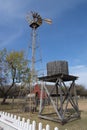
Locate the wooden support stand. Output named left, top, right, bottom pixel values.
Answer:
left=38, top=74, right=80, bottom=124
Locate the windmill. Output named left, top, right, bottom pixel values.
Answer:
left=26, top=11, right=52, bottom=84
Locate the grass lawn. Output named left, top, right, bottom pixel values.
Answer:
left=0, top=98, right=87, bottom=130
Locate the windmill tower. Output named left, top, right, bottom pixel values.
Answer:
left=26, top=11, right=52, bottom=85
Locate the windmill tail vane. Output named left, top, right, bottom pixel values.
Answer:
left=43, top=18, right=52, bottom=24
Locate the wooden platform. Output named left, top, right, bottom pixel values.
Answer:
left=38, top=73, right=78, bottom=82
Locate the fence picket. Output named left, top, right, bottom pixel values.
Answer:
left=39, top=122, right=42, bottom=130
left=54, top=127, right=59, bottom=130
left=32, top=120, right=36, bottom=130
left=0, top=111, right=59, bottom=130
left=46, top=124, right=50, bottom=130
left=29, top=124, right=32, bottom=130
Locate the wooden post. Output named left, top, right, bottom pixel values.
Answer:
left=39, top=82, right=44, bottom=114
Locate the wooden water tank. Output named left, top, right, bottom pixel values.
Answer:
left=47, top=61, right=69, bottom=76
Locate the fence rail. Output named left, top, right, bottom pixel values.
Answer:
left=0, top=111, right=59, bottom=130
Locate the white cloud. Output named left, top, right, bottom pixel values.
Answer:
left=0, top=30, right=23, bottom=49
left=35, top=0, right=87, bottom=18
left=0, top=0, right=87, bottom=75
left=0, top=0, right=28, bottom=48
left=0, top=0, right=86, bottom=20
left=70, top=65, right=87, bottom=88
left=0, top=1, right=23, bottom=21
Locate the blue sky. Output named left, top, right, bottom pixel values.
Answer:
left=0, top=0, right=87, bottom=88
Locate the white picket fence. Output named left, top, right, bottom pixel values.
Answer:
left=0, top=111, right=59, bottom=130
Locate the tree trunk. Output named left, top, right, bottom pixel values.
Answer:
left=1, top=95, right=7, bottom=104
left=1, top=80, right=15, bottom=104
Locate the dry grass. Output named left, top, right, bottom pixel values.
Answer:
left=0, top=98, right=87, bottom=130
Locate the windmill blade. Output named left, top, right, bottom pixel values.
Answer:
left=43, top=18, right=52, bottom=24
left=26, top=12, right=32, bottom=24
left=26, top=16, right=31, bottom=24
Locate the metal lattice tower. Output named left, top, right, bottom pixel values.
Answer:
left=26, top=11, right=52, bottom=84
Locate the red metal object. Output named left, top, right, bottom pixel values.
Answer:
left=33, top=84, right=47, bottom=99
